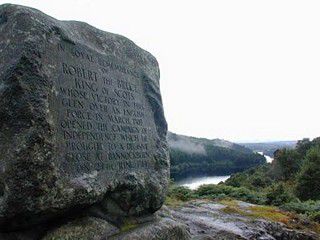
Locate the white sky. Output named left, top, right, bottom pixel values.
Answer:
left=3, top=0, right=320, bottom=142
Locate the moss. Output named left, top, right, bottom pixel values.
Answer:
left=248, top=205, right=291, bottom=223
left=219, top=199, right=239, bottom=207
left=220, top=200, right=290, bottom=223
left=220, top=200, right=247, bottom=216
left=120, top=221, right=138, bottom=232
left=222, top=206, right=243, bottom=215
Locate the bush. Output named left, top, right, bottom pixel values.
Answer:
left=250, top=175, right=272, bottom=188
left=167, top=185, right=192, bottom=201
left=225, top=164, right=274, bottom=191
left=195, top=184, right=233, bottom=196
left=266, top=183, right=295, bottom=206
left=281, top=200, right=320, bottom=223
left=310, top=211, right=320, bottom=223
left=282, top=200, right=320, bottom=214
left=194, top=184, right=266, bottom=205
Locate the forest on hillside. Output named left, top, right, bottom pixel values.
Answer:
left=168, top=132, right=266, bottom=180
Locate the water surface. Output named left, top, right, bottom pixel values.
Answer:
left=257, top=151, right=274, bottom=163
left=177, top=176, right=230, bottom=190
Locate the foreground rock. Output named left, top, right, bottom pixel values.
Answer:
left=42, top=216, right=190, bottom=240
left=0, top=215, right=190, bottom=240
left=162, top=200, right=319, bottom=240
left=2, top=199, right=317, bottom=239
left=0, top=4, right=169, bottom=230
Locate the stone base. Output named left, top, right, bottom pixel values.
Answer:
left=0, top=216, right=190, bottom=240
left=108, top=218, right=190, bottom=240
left=44, top=216, right=190, bottom=240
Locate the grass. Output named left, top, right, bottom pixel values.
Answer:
left=165, top=195, right=185, bottom=207
left=220, top=199, right=291, bottom=223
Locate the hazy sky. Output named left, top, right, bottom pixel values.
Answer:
left=3, top=0, right=320, bottom=142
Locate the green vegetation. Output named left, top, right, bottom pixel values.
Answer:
left=225, top=137, right=320, bottom=222
left=165, top=186, right=192, bottom=207
left=120, top=219, right=138, bottom=232
left=295, top=146, right=320, bottom=200
left=166, top=184, right=265, bottom=206
left=194, top=184, right=265, bottom=204
left=168, top=137, right=320, bottom=226
left=168, top=132, right=266, bottom=180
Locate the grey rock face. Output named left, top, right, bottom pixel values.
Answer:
left=162, top=201, right=319, bottom=240
left=42, top=216, right=190, bottom=240
left=42, top=217, right=119, bottom=240
left=0, top=4, right=169, bottom=230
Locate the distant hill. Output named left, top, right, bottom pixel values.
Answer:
left=168, top=132, right=266, bottom=180
left=241, top=141, right=297, bottom=157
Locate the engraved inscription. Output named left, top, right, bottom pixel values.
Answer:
left=49, top=42, right=157, bottom=176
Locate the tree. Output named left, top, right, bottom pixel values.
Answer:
left=266, top=183, right=293, bottom=206
left=296, top=146, right=320, bottom=201
left=296, top=138, right=311, bottom=156
left=272, top=149, right=301, bottom=181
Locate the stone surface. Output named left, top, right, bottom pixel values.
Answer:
left=109, top=218, right=190, bottom=240
left=0, top=4, right=169, bottom=230
left=1, top=200, right=317, bottom=239
left=42, top=217, right=119, bottom=240
left=162, top=200, right=319, bottom=240
left=42, top=217, right=190, bottom=240
left=6, top=200, right=318, bottom=240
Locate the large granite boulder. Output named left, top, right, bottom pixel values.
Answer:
left=0, top=4, right=169, bottom=230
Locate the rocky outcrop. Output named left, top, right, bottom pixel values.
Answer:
left=161, top=200, right=319, bottom=240
left=41, top=216, right=190, bottom=240
left=2, top=200, right=317, bottom=239
left=0, top=215, right=191, bottom=240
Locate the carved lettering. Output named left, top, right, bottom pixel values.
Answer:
left=50, top=42, right=157, bottom=176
